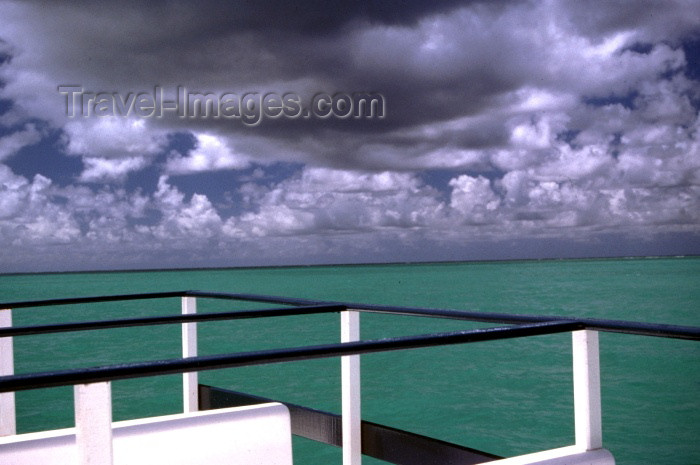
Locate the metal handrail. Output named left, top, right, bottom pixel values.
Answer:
left=1, top=290, right=698, bottom=465
left=2, top=290, right=699, bottom=340
left=0, top=320, right=584, bottom=393
left=0, top=304, right=347, bottom=337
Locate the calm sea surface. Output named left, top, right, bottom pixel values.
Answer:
left=1, top=257, right=698, bottom=464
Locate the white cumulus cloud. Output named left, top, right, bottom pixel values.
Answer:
left=165, top=133, right=250, bottom=174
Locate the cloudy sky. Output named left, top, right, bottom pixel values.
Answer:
left=0, top=0, right=699, bottom=272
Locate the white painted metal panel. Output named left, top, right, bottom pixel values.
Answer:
left=0, top=308, right=15, bottom=436
left=181, top=296, right=198, bottom=413
left=74, top=382, right=113, bottom=465
left=341, top=310, right=361, bottom=465
left=0, top=403, right=293, bottom=465
left=572, top=330, right=603, bottom=450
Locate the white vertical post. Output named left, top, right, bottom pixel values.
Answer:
left=341, top=310, right=361, bottom=465
left=0, top=308, right=16, bottom=436
left=572, top=330, right=603, bottom=450
left=182, top=297, right=198, bottom=413
left=74, top=382, right=113, bottom=465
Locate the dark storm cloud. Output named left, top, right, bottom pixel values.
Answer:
left=21, top=0, right=492, bottom=34
left=3, top=0, right=698, bottom=168
left=4, top=0, right=525, bottom=129
left=0, top=0, right=528, bottom=177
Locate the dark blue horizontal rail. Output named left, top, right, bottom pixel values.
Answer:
left=0, top=304, right=347, bottom=338
left=0, top=320, right=584, bottom=393
left=1, top=290, right=698, bottom=340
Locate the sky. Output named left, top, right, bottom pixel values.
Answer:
left=0, top=0, right=699, bottom=273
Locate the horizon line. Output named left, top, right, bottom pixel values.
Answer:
left=1, top=254, right=696, bottom=278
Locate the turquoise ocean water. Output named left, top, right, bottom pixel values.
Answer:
left=1, top=257, right=698, bottom=464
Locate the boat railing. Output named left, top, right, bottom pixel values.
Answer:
left=0, top=290, right=698, bottom=465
